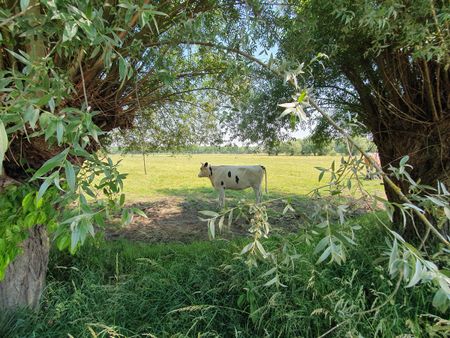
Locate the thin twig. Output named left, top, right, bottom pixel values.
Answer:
left=79, top=61, right=89, bottom=110
left=0, top=3, right=39, bottom=28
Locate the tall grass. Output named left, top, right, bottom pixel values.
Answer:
left=4, top=213, right=438, bottom=337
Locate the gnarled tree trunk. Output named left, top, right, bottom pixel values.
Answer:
left=343, top=52, right=450, bottom=243
left=368, top=58, right=449, bottom=242
left=0, top=225, right=49, bottom=310
left=375, top=122, right=450, bottom=241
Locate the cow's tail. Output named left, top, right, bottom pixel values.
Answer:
left=261, top=165, right=268, bottom=194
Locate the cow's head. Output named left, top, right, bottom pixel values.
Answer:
left=198, top=162, right=210, bottom=177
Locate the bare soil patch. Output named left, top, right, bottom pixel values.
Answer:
left=105, top=196, right=377, bottom=243
left=105, top=197, right=248, bottom=243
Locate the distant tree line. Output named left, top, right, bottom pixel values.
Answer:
left=269, top=136, right=376, bottom=156
left=109, top=136, right=376, bottom=156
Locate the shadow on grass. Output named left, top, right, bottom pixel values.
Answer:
left=106, top=188, right=376, bottom=243
left=106, top=187, right=375, bottom=244
left=155, top=186, right=305, bottom=204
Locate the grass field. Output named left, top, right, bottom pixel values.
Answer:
left=110, top=154, right=385, bottom=203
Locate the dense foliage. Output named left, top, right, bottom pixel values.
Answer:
left=0, top=185, right=58, bottom=280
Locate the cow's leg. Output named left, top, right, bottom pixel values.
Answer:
left=253, top=186, right=262, bottom=204
left=218, top=188, right=225, bottom=208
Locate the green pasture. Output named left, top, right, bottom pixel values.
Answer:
left=111, top=154, right=385, bottom=203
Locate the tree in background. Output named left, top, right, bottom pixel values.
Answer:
left=222, top=73, right=298, bottom=154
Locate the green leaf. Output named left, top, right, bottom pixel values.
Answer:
left=31, top=148, right=68, bottom=180
left=260, top=267, right=277, bottom=278
left=119, top=57, right=127, bottom=81
left=399, top=155, right=409, bottom=167
left=24, top=212, right=37, bottom=228
left=297, top=90, right=307, bottom=103
left=255, top=240, right=267, bottom=258
left=218, top=215, right=224, bottom=231
left=240, top=242, right=254, bottom=255
left=56, top=121, right=64, bottom=144
left=63, top=22, right=78, bottom=42
left=132, top=207, right=147, bottom=218
left=227, top=209, right=233, bottom=227
left=199, top=210, right=219, bottom=217
left=316, top=246, right=331, bottom=264
left=70, top=224, right=80, bottom=253
left=52, top=172, right=62, bottom=190
left=37, top=176, right=53, bottom=201
left=56, top=234, right=70, bottom=251
left=389, top=239, right=399, bottom=275
left=94, top=213, right=105, bottom=228
left=208, top=219, right=215, bottom=239
left=23, top=106, right=40, bottom=129
left=48, top=97, right=56, bottom=114
left=404, top=203, right=424, bottom=214
left=22, top=192, right=35, bottom=211
left=432, top=289, right=449, bottom=312
left=314, top=236, right=330, bottom=254
left=64, top=162, right=76, bottom=191
left=6, top=49, right=30, bottom=65
left=444, top=207, right=450, bottom=220
left=406, top=259, right=422, bottom=288
left=121, top=209, right=133, bottom=226
left=263, top=275, right=278, bottom=287
left=318, top=170, right=325, bottom=182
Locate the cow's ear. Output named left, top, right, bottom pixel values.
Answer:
left=204, top=162, right=208, bottom=167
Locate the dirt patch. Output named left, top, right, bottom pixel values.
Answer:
left=105, top=196, right=379, bottom=244
left=105, top=197, right=249, bottom=243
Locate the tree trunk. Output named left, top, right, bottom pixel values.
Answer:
left=0, top=225, right=49, bottom=310
left=0, top=1, right=50, bottom=311
left=373, top=117, right=450, bottom=242
left=342, top=53, right=450, bottom=243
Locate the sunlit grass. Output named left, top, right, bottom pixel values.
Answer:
left=109, top=153, right=385, bottom=203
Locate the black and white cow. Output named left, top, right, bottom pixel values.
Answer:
left=198, top=162, right=268, bottom=207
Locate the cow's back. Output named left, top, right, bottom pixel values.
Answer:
left=212, top=165, right=264, bottom=190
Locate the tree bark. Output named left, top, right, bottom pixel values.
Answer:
left=0, top=224, right=49, bottom=310
left=373, top=112, right=450, bottom=242
left=341, top=52, right=450, bottom=243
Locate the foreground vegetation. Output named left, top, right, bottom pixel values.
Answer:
left=1, top=213, right=441, bottom=337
